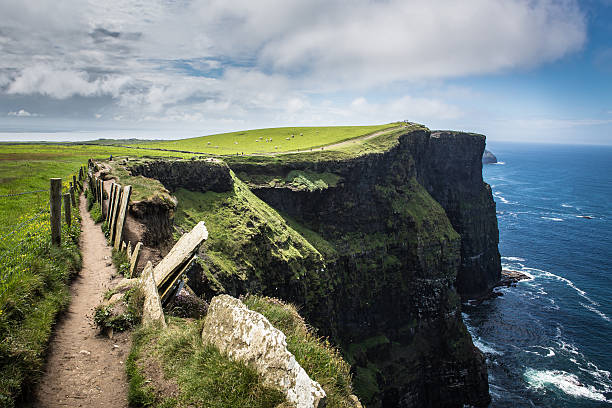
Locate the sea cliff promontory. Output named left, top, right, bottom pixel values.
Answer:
left=113, top=123, right=500, bottom=407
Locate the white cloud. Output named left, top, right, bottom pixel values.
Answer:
left=349, top=96, right=462, bottom=122
left=6, top=65, right=130, bottom=99
left=8, top=109, right=38, bottom=117
left=0, top=0, right=588, bottom=128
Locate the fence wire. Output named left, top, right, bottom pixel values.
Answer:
left=0, top=172, right=81, bottom=302
left=0, top=189, right=46, bottom=198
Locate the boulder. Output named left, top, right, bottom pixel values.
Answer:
left=202, top=295, right=326, bottom=408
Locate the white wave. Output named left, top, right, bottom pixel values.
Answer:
left=541, top=216, right=564, bottom=222
left=537, top=270, right=610, bottom=322
left=493, top=191, right=512, bottom=204
left=492, top=161, right=506, bottom=165
left=526, top=346, right=557, bottom=358
left=473, top=338, right=503, bottom=355
left=561, top=203, right=573, bottom=208
left=524, top=368, right=610, bottom=402
left=580, top=302, right=611, bottom=322
left=557, top=339, right=583, bottom=357
left=502, top=256, right=526, bottom=262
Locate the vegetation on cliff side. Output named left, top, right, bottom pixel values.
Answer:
left=243, top=295, right=356, bottom=408
left=127, top=317, right=287, bottom=408
left=173, top=173, right=333, bottom=297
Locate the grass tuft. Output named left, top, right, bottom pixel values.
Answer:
left=127, top=318, right=286, bottom=407
left=243, top=295, right=356, bottom=408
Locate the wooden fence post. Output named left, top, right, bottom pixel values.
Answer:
left=98, top=179, right=105, bottom=220
left=63, top=193, right=71, bottom=227
left=50, top=178, right=62, bottom=246
left=73, top=175, right=77, bottom=192
left=110, top=185, right=122, bottom=243
left=69, top=183, right=76, bottom=207
left=108, top=183, right=116, bottom=220
left=114, top=185, right=132, bottom=250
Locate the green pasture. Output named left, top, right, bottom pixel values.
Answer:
left=128, top=123, right=399, bottom=155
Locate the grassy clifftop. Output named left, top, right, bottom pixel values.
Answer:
left=127, top=123, right=401, bottom=155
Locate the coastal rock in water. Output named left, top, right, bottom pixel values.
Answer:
left=201, top=295, right=326, bottom=408
left=482, top=149, right=497, bottom=164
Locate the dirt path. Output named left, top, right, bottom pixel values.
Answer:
left=30, top=195, right=130, bottom=408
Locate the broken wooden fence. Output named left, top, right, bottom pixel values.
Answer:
left=87, top=164, right=141, bottom=276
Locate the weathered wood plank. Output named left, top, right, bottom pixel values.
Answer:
left=109, top=185, right=122, bottom=243
left=129, top=242, right=142, bottom=277
left=113, top=185, right=132, bottom=250
left=153, top=221, right=208, bottom=289
left=140, top=261, right=166, bottom=328
left=108, top=183, right=116, bottom=224
left=50, top=178, right=62, bottom=246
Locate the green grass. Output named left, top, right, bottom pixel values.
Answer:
left=173, top=173, right=326, bottom=290
left=243, top=295, right=356, bottom=408
left=105, top=161, right=176, bottom=204
left=127, top=318, right=286, bottom=408
left=111, top=248, right=131, bottom=277
left=129, top=124, right=399, bottom=155
left=0, top=199, right=81, bottom=407
left=223, top=123, right=426, bottom=166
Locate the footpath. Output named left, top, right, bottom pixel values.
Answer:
left=29, top=195, right=129, bottom=408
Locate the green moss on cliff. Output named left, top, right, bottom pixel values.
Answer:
left=174, top=173, right=329, bottom=297
left=105, top=161, right=175, bottom=205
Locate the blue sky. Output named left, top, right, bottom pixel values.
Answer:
left=0, top=0, right=611, bottom=144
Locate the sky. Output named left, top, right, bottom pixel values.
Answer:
left=0, top=0, right=611, bottom=144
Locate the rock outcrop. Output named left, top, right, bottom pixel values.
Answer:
left=414, top=131, right=501, bottom=298
left=202, top=295, right=326, bottom=408
left=482, top=149, right=497, bottom=164
left=129, top=158, right=233, bottom=193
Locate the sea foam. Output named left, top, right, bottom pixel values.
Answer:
left=524, top=368, right=610, bottom=402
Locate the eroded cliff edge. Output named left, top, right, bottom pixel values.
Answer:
left=125, top=125, right=499, bottom=407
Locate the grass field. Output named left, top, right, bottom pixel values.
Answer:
left=127, top=124, right=400, bottom=155
left=0, top=145, right=104, bottom=405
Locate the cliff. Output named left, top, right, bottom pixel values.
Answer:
left=121, top=124, right=499, bottom=407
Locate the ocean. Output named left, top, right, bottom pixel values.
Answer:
left=464, top=142, right=612, bottom=407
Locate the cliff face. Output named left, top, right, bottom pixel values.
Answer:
left=130, top=128, right=498, bottom=407
left=226, top=128, right=496, bottom=407
left=407, top=131, right=501, bottom=298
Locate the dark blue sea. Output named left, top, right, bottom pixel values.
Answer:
left=464, top=142, right=612, bottom=407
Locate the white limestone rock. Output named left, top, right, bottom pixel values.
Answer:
left=202, top=295, right=326, bottom=408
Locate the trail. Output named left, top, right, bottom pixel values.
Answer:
left=30, top=194, right=130, bottom=408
